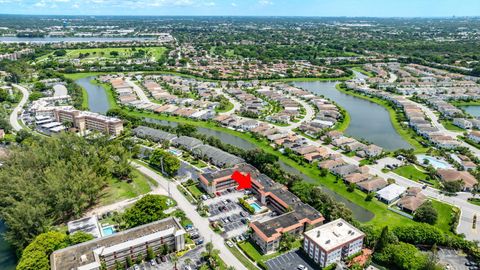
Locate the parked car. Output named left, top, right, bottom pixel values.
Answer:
left=226, top=240, right=234, bottom=248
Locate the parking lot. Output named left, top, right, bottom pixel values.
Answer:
left=129, top=245, right=206, bottom=270
left=438, top=248, right=470, bottom=270
left=266, top=249, right=319, bottom=270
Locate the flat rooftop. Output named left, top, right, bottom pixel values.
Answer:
left=51, top=217, right=183, bottom=270
left=304, top=218, right=364, bottom=252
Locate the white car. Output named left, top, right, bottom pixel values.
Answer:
left=297, top=265, right=308, bottom=270
left=226, top=240, right=234, bottom=247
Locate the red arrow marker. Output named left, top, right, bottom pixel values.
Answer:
left=231, top=170, right=252, bottom=190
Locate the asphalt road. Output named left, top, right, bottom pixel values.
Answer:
left=9, top=84, right=29, bottom=131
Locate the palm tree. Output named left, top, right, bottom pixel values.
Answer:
left=171, top=255, right=178, bottom=270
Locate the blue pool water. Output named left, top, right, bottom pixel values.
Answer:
left=416, top=154, right=453, bottom=169
left=102, top=226, right=115, bottom=236
left=250, top=203, right=262, bottom=213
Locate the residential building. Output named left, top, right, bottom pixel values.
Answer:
left=396, top=187, right=427, bottom=214
left=437, top=169, right=478, bottom=191
left=54, top=108, right=123, bottom=136
left=51, top=217, right=186, bottom=270
left=357, top=177, right=388, bottom=193
left=303, top=219, right=364, bottom=268
left=376, top=184, right=407, bottom=204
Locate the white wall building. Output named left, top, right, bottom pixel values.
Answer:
left=303, top=219, right=364, bottom=268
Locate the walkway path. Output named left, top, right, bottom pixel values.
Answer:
left=133, top=162, right=248, bottom=270
left=9, top=84, right=29, bottom=131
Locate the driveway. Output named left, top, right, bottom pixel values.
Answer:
left=266, top=249, right=318, bottom=270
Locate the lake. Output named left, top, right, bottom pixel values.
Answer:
left=75, top=76, right=110, bottom=114
left=460, top=105, right=480, bottom=118
left=292, top=79, right=411, bottom=150
left=0, top=222, right=17, bottom=270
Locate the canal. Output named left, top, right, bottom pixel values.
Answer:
left=75, top=76, right=110, bottom=114
left=293, top=77, right=411, bottom=150
left=144, top=117, right=374, bottom=222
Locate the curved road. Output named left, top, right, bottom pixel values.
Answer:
left=10, top=84, right=29, bottom=131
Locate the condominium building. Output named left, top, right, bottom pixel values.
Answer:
left=51, top=217, right=186, bottom=270
left=199, top=163, right=324, bottom=254
left=54, top=108, right=123, bottom=136
left=303, top=219, right=364, bottom=268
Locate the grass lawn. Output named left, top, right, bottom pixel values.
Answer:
left=468, top=198, right=480, bottom=206
left=42, top=47, right=167, bottom=63
left=451, top=100, right=480, bottom=106
left=100, top=169, right=155, bottom=205
left=238, top=240, right=279, bottom=263
left=186, top=184, right=205, bottom=199
left=430, top=200, right=458, bottom=232
left=177, top=185, right=196, bottom=203
left=393, top=165, right=429, bottom=181
left=336, top=84, right=428, bottom=153
left=215, top=101, right=234, bottom=113
left=352, top=66, right=375, bottom=77
left=333, top=109, right=351, bottom=132
left=440, top=119, right=465, bottom=132
left=225, top=244, right=259, bottom=270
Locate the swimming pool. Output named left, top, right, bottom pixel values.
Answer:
left=102, top=226, right=115, bottom=237
left=168, top=149, right=182, bottom=156
left=416, top=154, right=453, bottom=169
left=250, top=203, right=262, bottom=213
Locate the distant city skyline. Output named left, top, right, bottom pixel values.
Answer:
left=0, top=0, right=479, bottom=17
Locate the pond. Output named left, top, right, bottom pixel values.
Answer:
left=75, top=76, right=110, bottom=114
left=460, top=105, right=480, bottom=118
left=292, top=79, right=411, bottom=150
left=0, top=221, right=16, bottom=270
left=143, top=117, right=374, bottom=222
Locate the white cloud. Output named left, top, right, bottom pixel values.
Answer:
left=258, top=0, right=272, bottom=6
left=231, top=2, right=237, bottom=7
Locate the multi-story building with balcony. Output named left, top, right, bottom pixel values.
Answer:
left=54, top=108, right=123, bottom=136
left=51, top=217, right=186, bottom=270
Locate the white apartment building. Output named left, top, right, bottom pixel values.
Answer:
left=303, top=219, right=364, bottom=268
left=51, top=217, right=186, bottom=270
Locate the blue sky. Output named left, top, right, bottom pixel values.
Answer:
left=0, top=0, right=479, bottom=17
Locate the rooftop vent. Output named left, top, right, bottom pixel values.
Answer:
left=317, top=231, right=321, bottom=238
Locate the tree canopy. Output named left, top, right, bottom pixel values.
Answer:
left=122, top=195, right=169, bottom=229
left=0, top=133, right=132, bottom=252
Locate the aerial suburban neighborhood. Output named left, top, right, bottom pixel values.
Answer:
left=1, top=2, right=480, bottom=270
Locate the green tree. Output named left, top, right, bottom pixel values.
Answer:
left=413, top=201, right=438, bottom=225
left=146, top=247, right=155, bottom=260
left=122, top=195, right=168, bottom=228
left=279, top=232, right=296, bottom=252
left=149, top=148, right=180, bottom=177
left=68, top=231, right=94, bottom=245
left=375, top=242, right=428, bottom=270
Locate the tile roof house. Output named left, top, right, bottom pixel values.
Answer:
left=357, top=177, right=388, bottom=193
left=396, top=188, right=427, bottom=214
left=437, top=169, right=478, bottom=191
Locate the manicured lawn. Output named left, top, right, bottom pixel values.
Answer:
left=215, top=101, right=234, bottom=113
left=393, top=165, right=429, bottom=181
left=430, top=200, right=458, bottom=232
left=64, top=72, right=107, bottom=80
left=333, top=108, right=350, bottom=132
left=177, top=185, right=196, bottom=203
left=467, top=198, right=480, bottom=206
left=440, top=119, right=465, bottom=132
left=451, top=100, right=480, bottom=106
left=100, top=169, right=155, bottom=205
left=352, top=67, right=375, bottom=77
left=44, top=47, right=167, bottom=63
left=225, top=244, right=259, bottom=270
left=186, top=184, right=205, bottom=199
left=238, top=240, right=279, bottom=263
left=336, top=84, right=428, bottom=153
